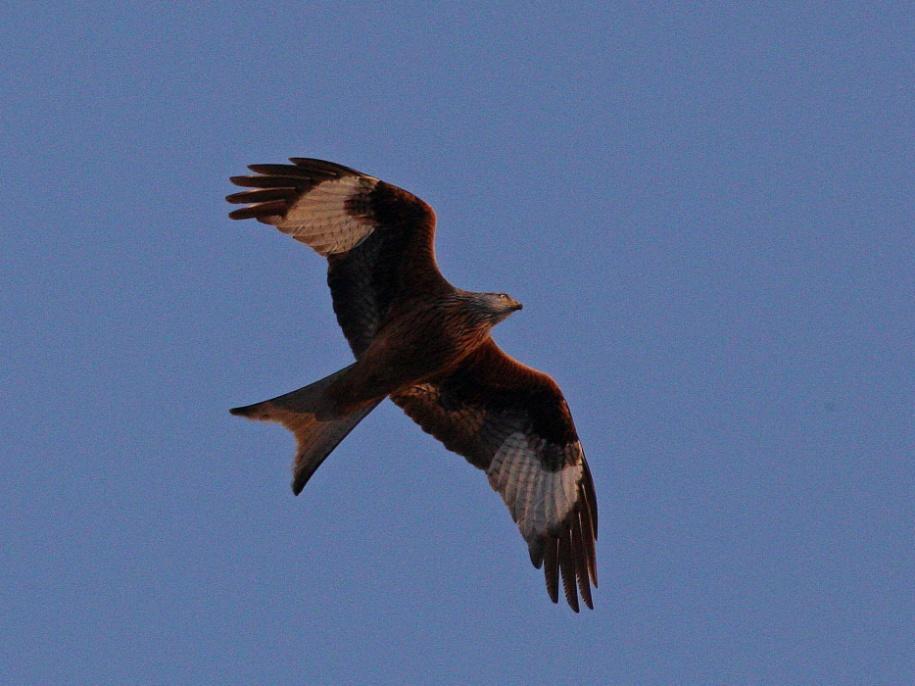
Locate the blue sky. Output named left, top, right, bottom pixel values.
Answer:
left=2, top=3, right=912, bottom=684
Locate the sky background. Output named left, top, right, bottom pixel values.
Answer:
left=2, top=2, right=912, bottom=684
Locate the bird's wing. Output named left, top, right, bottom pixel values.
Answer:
left=391, top=338, right=598, bottom=611
left=227, top=158, right=448, bottom=356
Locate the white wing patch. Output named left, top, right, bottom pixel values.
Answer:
left=487, top=431, right=582, bottom=542
left=273, top=176, right=379, bottom=256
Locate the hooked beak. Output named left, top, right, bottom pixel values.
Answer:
left=509, top=299, right=523, bottom=312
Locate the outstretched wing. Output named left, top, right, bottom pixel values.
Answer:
left=391, top=339, right=598, bottom=612
left=227, top=158, right=448, bottom=356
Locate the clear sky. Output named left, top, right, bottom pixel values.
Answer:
left=2, top=3, right=912, bottom=684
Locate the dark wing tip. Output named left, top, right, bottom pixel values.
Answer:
left=288, top=157, right=363, bottom=176
left=529, top=542, right=544, bottom=569
left=543, top=537, right=560, bottom=604
left=537, top=479, right=598, bottom=612
left=580, top=457, right=598, bottom=538
left=230, top=174, right=309, bottom=189
left=247, top=163, right=306, bottom=176
left=229, top=405, right=250, bottom=416
left=227, top=201, right=288, bottom=221
left=226, top=188, right=297, bottom=204
left=572, top=509, right=594, bottom=610
left=558, top=534, right=580, bottom=612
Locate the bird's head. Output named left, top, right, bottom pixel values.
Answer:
left=475, top=291, right=523, bottom=324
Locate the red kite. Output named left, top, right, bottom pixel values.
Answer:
left=227, top=158, right=597, bottom=611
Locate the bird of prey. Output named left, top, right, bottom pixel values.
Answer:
left=227, top=158, right=597, bottom=611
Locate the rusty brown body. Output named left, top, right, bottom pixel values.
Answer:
left=325, top=292, right=498, bottom=413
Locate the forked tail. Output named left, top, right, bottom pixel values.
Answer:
left=230, top=365, right=382, bottom=494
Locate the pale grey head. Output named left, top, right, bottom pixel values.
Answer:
left=466, top=291, right=523, bottom=325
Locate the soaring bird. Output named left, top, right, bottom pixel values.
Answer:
left=227, top=158, right=597, bottom=611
